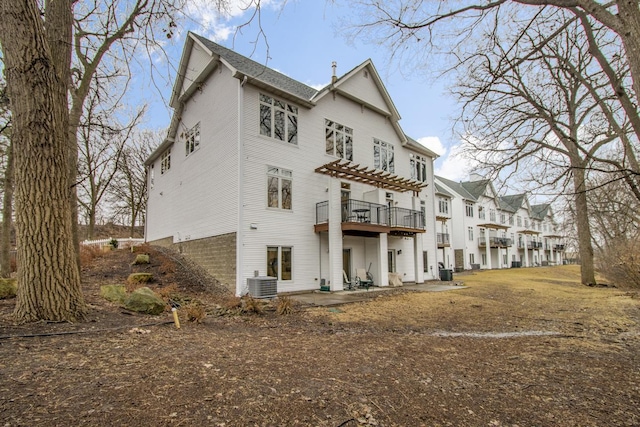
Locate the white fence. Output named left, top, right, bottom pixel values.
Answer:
left=81, top=237, right=145, bottom=249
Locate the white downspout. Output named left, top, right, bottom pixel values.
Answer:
left=236, top=76, right=248, bottom=296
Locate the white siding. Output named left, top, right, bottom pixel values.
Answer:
left=180, top=43, right=212, bottom=100
left=146, top=65, right=239, bottom=243
left=337, top=68, right=391, bottom=116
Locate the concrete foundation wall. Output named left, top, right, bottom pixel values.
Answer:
left=148, top=233, right=237, bottom=292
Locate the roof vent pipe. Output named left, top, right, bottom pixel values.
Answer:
left=331, top=61, right=337, bottom=84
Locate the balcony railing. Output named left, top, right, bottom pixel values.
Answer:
left=554, top=244, right=565, bottom=251
left=527, top=241, right=543, bottom=249
left=315, top=199, right=424, bottom=231
left=388, top=206, right=424, bottom=229
left=478, top=237, right=513, bottom=248
left=437, top=233, right=450, bottom=246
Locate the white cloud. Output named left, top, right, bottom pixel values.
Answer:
left=434, top=142, right=476, bottom=182
left=416, top=136, right=446, bottom=156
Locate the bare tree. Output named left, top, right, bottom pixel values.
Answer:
left=0, top=81, right=13, bottom=278
left=0, top=0, right=86, bottom=321
left=77, top=79, right=144, bottom=239
left=109, top=129, right=159, bottom=236
left=449, top=11, right=629, bottom=284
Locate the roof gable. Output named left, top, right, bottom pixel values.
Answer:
left=435, top=176, right=477, bottom=201
left=313, top=60, right=406, bottom=143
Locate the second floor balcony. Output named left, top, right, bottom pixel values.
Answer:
left=437, top=233, right=450, bottom=247
left=478, top=237, right=513, bottom=248
left=315, top=199, right=425, bottom=236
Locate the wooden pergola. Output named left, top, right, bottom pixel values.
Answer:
left=315, top=159, right=428, bottom=194
left=477, top=223, right=510, bottom=230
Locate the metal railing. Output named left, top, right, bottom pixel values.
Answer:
left=437, top=233, right=450, bottom=245
left=478, top=237, right=513, bottom=247
left=315, top=199, right=424, bottom=230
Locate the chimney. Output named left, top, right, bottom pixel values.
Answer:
left=331, top=61, right=337, bottom=84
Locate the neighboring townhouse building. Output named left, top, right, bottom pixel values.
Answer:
left=434, top=182, right=453, bottom=270
left=436, top=176, right=565, bottom=270
left=145, top=32, right=440, bottom=296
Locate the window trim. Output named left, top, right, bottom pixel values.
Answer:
left=183, top=122, right=201, bottom=157
left=267, top=166, right=293, bottom=211
left=267, top=245, right=293, bottom=281
left=260, top=93, right=299, bottom=145
left=160, top=149, right=171, bottom=174
left=373, top=138, right=394, bottom=173
left=325, top=119, right=353, bottom=160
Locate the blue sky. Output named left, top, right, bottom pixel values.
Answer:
left=140, top=0, right=470, bottom=180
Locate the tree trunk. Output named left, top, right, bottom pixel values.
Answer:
left=0, top=0, right=86, bottom=322
left=572, top=165, right=597, bottom=286
left=1, top=140, right=14, bottom=278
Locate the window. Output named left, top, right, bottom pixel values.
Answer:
left=325, top=120, right=353, bottom=160
left=465, top=202, right=474, bottom=217
left=469, top=253, right=475, bottom=265
left=374, top=139, right=394, bottom=172
left=468, top=226, right=474, bottom=241
left=509, top=214, right=514, bottom=225
left=423, top=251, right=429, bottom=273
left=267, top=246, right=292, bottom=280
left=184, top=122, right=200, bottom=156
left=438, top=198, right=449, bottom=214
left=489, top=209, right=496, bottom=222
left=478, top=206, right=485, bottom=220
left=260, top=94, right=298, bottom=144
left=149, top=164, right=155, bottom=189
left=481, top=254, right=487, bottom=265
left=410, top=153, right=427, bottom=182
left=500, top=213, right=506, bottom=224
left=267, top=166, right=292, bottom=210
left=525, top=218, right=529, bottom=228
left=161, top=149, right=171, bottom=174
left=517, top=215, right=522, bottom=227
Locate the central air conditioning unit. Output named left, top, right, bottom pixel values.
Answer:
left=247, top=276, right=277, bottom=298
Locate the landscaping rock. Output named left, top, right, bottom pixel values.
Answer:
left=132, top=254, right=150, bottom=265
left=0, top=278, right=17, bottom=299
left=100, top=284, right=127, bottom=304
left=127, top=272, right=153, bottom=284
left=123, top=287, right=165, bottom=315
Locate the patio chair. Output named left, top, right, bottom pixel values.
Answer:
left=356, top=268, right=373, bottom=290
left=343, top=270, right=357, bottom=291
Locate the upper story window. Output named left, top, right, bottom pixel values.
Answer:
left=161, top=149, right=171, bottom=174
left=478, top=206, right=485, bottom=220
left=184, top=122, right=200, bottom=156
left=438, top=198, right=449, bottom=215
left=489, top=209, right=496, bottom=222
left=465, top=202, right=474, bottom=217
left=374, top=139, right=394, bottom=173
left=517, top=215, right=522, bottom=227
left=509, top=214, right=514, bottom=225
left=525, top=218, right=529, bottom=228
left=149, top=164, right=155, bottom=189
left=410, top=153, right=427, bottom=182
left=260, top=94, right=298, bottom=145
left=325, top=119, right=353, bottom=160
left=500, top=213, right=506, bottom=224
left=267, top=166, right=292, bottom=210
left=468, top=226, right=474, bottom=241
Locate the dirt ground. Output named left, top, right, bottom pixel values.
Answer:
left=1, top=247, right=639, bottom=427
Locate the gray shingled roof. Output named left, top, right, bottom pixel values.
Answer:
left=435, top=182, right=453, bottom=197
left=499, top=194, right=527, bottom=212
left=531, top=203, right=550, bottom=220
left=461, top=180, right=491, bottom=200
left=191, top=32, right=318, bottom=101
left=435, top=176, right=477, bottom=201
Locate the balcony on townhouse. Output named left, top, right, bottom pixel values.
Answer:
left=437, top=233, right=450, bottom=247
left=315, top=199, right=425, bottom=237
left=478, top=236, right=513, bottom=248
left=554, top=244, right=565, bottom=251
left=527, top=241, right=544, bottom=249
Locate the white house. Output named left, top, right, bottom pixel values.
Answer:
left=145, top=32, right=440, bottom=296
left=435, top=175, right=565, bottom=270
